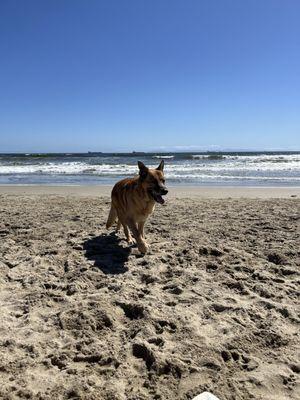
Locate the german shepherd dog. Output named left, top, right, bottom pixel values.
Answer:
left=106, top=160, right=168, bottom=254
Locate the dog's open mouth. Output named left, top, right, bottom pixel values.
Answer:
left=149, top=191, right=165, bottom=204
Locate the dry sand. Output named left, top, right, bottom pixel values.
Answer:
left=0, top=187, right=299, bottom=399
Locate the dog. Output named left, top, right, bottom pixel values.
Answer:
left=106, top=160, right=168, bottom=254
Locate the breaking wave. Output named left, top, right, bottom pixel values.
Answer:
left=0, top=152, right=299, bottom=185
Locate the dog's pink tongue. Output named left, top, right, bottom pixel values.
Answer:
left=157, top=195, right=165, bottom=204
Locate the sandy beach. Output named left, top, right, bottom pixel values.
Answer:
left=0, top=185, right=299, bottom=198
left=0, top=186, right=299, bottom=400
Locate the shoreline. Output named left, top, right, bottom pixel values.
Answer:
left=0, top=184, right=299, bottom=198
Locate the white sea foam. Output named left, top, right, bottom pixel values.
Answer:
left=0, top=163, right=297, bottom=175
left=152, top=155, right=174, bottom=159
left=0, top=162, right=137, bottom=175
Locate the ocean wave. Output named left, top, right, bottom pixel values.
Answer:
left=152, top=155, right=174, bottom=159
left=192, top=154, right=226, bottom=160
left=191, top=154, right=300, bottom=162
left=0, top=159, right=299, bottom=175
left=2, top=152, right=299, bottom=163
left=0, top=151, right=299, bottom=187
left=164, top=174, right=300, bottom=181
left=0, top=162, right=138, bottom=175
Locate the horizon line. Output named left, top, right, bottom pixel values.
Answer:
left=1, top=149, right=300, bottom=154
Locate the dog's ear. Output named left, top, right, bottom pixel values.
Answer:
left=156, top=160, right=164, bottom=171
left=138, top=161, right=148, bottom=179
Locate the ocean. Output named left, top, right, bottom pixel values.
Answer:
left=0, top=151, right=299, bottom=186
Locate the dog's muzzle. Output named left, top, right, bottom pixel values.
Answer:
left=149, top=187, right=168, bottom=204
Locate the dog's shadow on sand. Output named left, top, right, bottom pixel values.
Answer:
left=83, top=232, right=131, bottom=274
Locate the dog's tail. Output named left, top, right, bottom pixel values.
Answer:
left=106, top=204, right=118, bottom=229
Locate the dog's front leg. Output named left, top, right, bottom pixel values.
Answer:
left=116, top=220, right=121, bottom=232
left=138, top=221, right=146, bottom=238
left=127, top=219, right=148, bottom=254
left=123, top=224, right=134, bottom=244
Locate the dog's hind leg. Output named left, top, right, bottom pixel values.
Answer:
left=106, top=204, right=117, bottom=229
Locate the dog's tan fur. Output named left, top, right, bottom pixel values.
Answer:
left=106, top=160, right=168, bottom=253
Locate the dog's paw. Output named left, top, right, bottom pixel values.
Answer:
left=138, top=242, right=148, bottom=254
left=127, top=237, right=134, bottom=245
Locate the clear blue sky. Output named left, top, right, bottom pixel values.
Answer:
left=0, top=0, right=299, bottom=152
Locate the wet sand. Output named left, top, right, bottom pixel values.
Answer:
left=0, top=184, right=299, bottom=198
left=0, top=188, right=299, bottom=399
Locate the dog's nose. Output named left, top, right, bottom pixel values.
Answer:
left=161, top=188, right=168, bottom=195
